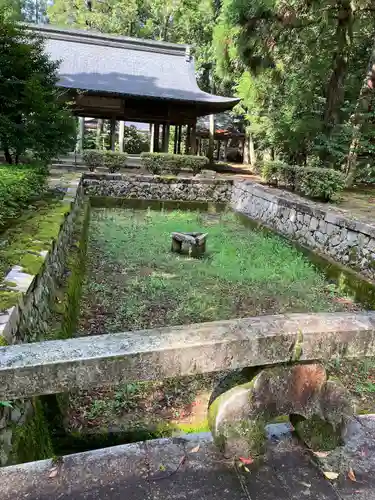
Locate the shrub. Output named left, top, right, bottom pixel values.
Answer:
left=261, top=160, right=285, bottom=185
left=82, top=150, right=128, bottom=172
left=103, top=151, right=127, bottom=173
left=82, top=150, right=103, bottom=171
left=141, top=153, right=209, bottom=175
left=298, top=167, right=345, bottom=201
left=0, top=164, right=48, bottom=229
left=278, top=164, right=299, bottom=191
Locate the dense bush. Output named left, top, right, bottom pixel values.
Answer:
left=141, top=153, right=209, bottom=175
left=0, top=164, right=48, bottom=228
left=261, top=160, right=344, bottom=201
left=261, top=160, right=286, bottom=186
left=82, top=150, right=128, bottom=172
left=298, top=167, right=345, bottom=201
left=82, top=150, right=103, bottom=171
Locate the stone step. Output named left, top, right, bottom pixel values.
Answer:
left=0, top=429, right=356, bottom=500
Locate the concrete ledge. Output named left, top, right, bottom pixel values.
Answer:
left=0, top=312, right=375, bottom=400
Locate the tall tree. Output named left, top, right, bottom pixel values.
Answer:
left=0, top=14, right=76, bottom=163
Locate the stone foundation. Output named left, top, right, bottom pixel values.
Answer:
left=82, top=173, right=232, bottom=202
left=231, top=180, right=375, bottom=281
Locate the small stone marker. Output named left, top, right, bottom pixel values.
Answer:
left=171, top=232, right=207, bottom=258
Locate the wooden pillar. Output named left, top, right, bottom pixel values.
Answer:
left=207, top=114, right=215, bottom=162
left=119, top=120, right=125, bottom=153
left=96, top=119, right=103, bottom=149
left=249, top=133, right=255, bottom=165
left=177, top=125, right=182, bottom=154
left=223, top=140, right=228, bottom=161
left=150, top=124, right=155, bottom=153
left=173, top=126, right=178, bottom=154
left=185, top=125, right=191, bottom=154
left=162, top=124, right=170, bottom=153
left=190, top=122, right=197, bottom=154
left=153, top=123, right=160, bottom=152
left=76, top=116, right=85, bottom=153
left=110, top=118, right=116, bottom=151
left=217, top=140, right=221, bottom=160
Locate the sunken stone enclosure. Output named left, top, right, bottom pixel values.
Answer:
left=231, top=180, right=375, bottom=281
left=1, top=171, right=375, bottom=467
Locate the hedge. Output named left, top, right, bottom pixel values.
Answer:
left=82, top=150, right=128, bottom=172
left=0, top=164, right=48, bottom=229
left=140, top=153, right=209, bottom=175
left=261, top=160, right=345, bottom=201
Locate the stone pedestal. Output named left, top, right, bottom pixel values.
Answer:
left=171, top=232, right=207, bottom=258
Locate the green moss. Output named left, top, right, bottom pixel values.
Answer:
left=291, top=329, right=304, bottom=361
left=0, top=291, right=20, bottom=310
left=11, top=398, right=54, bottom=464
left=0, top=198, right=71, bottom=278
left=294, top=415, right=342, bottom=451
left=0, top=336, right=8, bottom=346
left=19, top=253, right=44, bottom=275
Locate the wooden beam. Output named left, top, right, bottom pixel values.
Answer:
left=153, top=123, right=160, bottom=152
left=185, top=125, right=191, bottom=154
left=162, top=124, right=170, bottom=153
left=190, top=122, right=197, bottom=154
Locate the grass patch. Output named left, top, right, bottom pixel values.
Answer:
left=78, top=208, right=356, bottom=335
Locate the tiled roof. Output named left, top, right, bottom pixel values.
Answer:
left=29, top=25, right=239, bottom=109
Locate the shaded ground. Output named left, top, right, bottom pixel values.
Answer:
left=68, top=208, right=361, bottom=434
left=336, top=186, right=375, bottom=222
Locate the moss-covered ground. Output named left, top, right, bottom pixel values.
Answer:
left=67, top=207, right=360, bottom=436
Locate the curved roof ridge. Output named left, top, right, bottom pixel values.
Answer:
left=27, top=24, right=190, bottom=56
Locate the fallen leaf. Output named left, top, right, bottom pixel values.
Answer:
left=323, top=471, right=339, bottom=480
left=239, top=456, right=254, bottom=465
left=159, top=464, right=166, bottom=472
left=190, top=444, right=200, bottom=453
left=313, top=451, right=330, bottom=458
left=48, top=467, right=58, bottom=478
left=244, top=466, right=250, bottom=473
left=348, top=468, right=356, bottom=482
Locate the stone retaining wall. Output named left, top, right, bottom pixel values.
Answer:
left=0, top=178, right=85, bottom=466
left=231, top=180, right=375, bottom=281
left=82, top=173, right=232, bottom=203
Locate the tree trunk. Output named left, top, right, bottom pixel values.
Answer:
left=321, top=0, right=353, bottom=158
left=346, top=37, right=375, bottom=187
left=4, top=147, right=12, bottom=164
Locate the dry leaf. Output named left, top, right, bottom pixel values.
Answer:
left=190, top=445, right=200, bottom=453
left=239, top=456, right=254, bottom=465
left=348, top=468, right=356, bottom=482
left=313, top=451, right=330, bottom=458
left=48, top=467, right=58, bottom=479
left=244, top=466, right=250, bottom=473
left=323, top=471, right=339, bottom=480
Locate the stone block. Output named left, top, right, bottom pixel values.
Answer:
left=208, top=363, right=353, bottom=458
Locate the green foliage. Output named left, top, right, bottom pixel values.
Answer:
left=0, top=16, right=76, bottom=164
left=82, top=150, right=128, bottom=172
left=261, top=160, right=345, bottom=200
left=103, top=151, right=128, bottom=172
left=82, top=150, right=103, bottom=171
left=298, top=167, right=345, bottom=202
left=122, top=125, right=149, bottom=154
left=141, top=153, right=208, bottom=175
left=261, top=160, right=286, bottom=185
left=214, top=0, right=375, bottom=173
left=0, top=164, right=47, bottom=229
